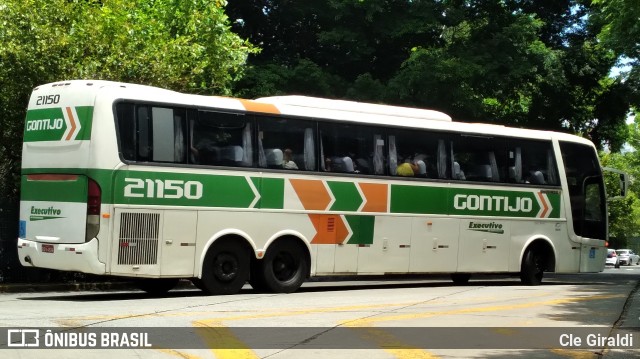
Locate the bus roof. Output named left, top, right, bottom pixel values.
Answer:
left=255, top=95, right=452, bottom=122
left=36, top=80, right=594, bottom=146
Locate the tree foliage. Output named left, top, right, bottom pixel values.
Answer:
left=0, top=0, right=255, bottom=199
left=227, top=0, right=634, bottom=151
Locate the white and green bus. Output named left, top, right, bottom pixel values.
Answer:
left=18, top=80, right=614, bottom=294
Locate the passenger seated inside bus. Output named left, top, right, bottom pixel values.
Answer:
left=471, top=164, right=493, bottom=182
left=333, top=156, right=355, bottom=173
left=396, top=161, right=418, bottom=177
left=355, top=158, right=371, bottom=174
left=265, top=148, right=283, bottom=168
left=526, top=170, right=546, bottom=184
left=219, top=145, right=244, bottom=166
left=399, top=160, right=426, bottom=177
left=282, top=148, right=299, bottom=170
left=191, top=139, right=220, bottom=165
left=453, top=162, right=466, bottom=180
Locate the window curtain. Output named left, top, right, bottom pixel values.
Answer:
left=242, top=123, right=253, bottom=166
left=515, top=147, right=522, bottom=182
left=488, top=151, right=499, bottom=181
left=320, top=136, right=326, bottom=171
left=546, top=149, right=558, bottom=185
left=304, top=128, right=316, bottom=171
left=373, top=134, right=384, bottom=175
left=257, top=130, right=266, bottom=168
left=389, top=135, right=397, bottom=175
left=437, top=140, right=447, bottom=179
left=174, top=116, right=185, bottom=163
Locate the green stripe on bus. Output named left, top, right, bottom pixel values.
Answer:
left=345, top=215, right=375, bottom=245
left=21, top=168, right=561, bottom=219
left=390, top=185, right=448, bottom=215
left=253, top=177, right=284, bottom=209
left=75, top=106, right=94, bottom=141
left=113, top=170, right=257, bottom=208
left=20, top=175, right=88, bottom=203
left=23, top=106, right=93, bottom=142
left=391, top=185, right=561, bottom=218
left=328, top=181, right=362, bottom=211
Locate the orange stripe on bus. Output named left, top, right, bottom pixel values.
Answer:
left=359, top=183, right=388, bottom=212
left=309, top=214, right=349, bottom=244
left=239, top=100, right=280, bottom=114
left=537, top=192, right=550, bottom=218
left=65, top=107, right=77, bottom=141
left=27, top=174, right=79, bottom=181
left=290, top=179, right=332, bottom=211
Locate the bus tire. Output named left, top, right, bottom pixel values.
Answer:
left=258, top=238, right=308, bottom=293
left=201, top=239, right=249, bottom=295
left=520, top=248, right=544, bottom=285
left=451, top=273, right=471, bottom=285
left=136, top=278, right=179, bottom=296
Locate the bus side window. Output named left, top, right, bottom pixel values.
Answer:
left=256, top=116, right=315, bottom=171
left=192, top=111, right=250, bottom=167
left=115, top=102, right=136, bottom=161
left=451, top=135, right=506, bottom=183
left=150, top=107, right=186, bottom=163
left=320, top=122, right=378, bottom=175
left=511, top=139, right=559, bottom=186
left=137, top=106, right=151, bottom=161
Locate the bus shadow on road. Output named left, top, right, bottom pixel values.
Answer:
left=17, top=273, right=623, bottom=302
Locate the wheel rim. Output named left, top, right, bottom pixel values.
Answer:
left=272, top=251, right=297, bottom=282
left=213, top=252, right=239, bottom=282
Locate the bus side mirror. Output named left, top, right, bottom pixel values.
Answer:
left=619, top=172, right=628, bottom=198
left=602, top=167, right=629, bottom=200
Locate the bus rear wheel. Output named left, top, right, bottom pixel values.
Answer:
left=520, top=249, right=544, bottom=285
left=201, top=240, right=249, bottom=295
left=254, top=239, right=308, bottom=293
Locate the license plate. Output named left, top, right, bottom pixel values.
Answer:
left=42, top=244, right=54, bottom=253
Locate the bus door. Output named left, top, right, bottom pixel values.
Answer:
left=559, top=141, right=607, bottom=272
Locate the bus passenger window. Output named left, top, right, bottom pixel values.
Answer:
left=192, top=111, right=251, bottom=167
left=320, top=122, right=378, bottom=175
left=388, top=128, right=443, bottom=179
left=257, top=116, right=315, bottom=171
left=451, top=135, right=506, bottom=183
left=509, top=140, right=559, bottom=186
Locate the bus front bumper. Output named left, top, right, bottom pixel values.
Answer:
left=17, top=237, right=106, bottom=275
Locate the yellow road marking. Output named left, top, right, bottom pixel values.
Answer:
left=344, top=294, right=623, bottom=326
left=194, top=320, right=258, bottom=359
left=51, top=291, right=624, bottom=359
left=155, top=348, right=205, bottom=359
left=549, top=348, right=599, bottom=358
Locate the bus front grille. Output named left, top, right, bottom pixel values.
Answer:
left=117, top=212, right=160, bottom=265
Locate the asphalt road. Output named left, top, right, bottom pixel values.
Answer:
left=0, top=267, right=638, bottom=358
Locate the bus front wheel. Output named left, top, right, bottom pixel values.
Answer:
left=201, top=240, right=249, bottom=295
left=255, top=239, right=309, bottom=293
left=520, top=249, right=544, bottom=285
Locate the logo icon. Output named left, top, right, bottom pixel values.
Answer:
left=7, top=329, right=40, bottom=347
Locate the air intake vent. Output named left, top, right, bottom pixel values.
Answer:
left=118, top=212, right=160, bottom=265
